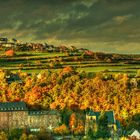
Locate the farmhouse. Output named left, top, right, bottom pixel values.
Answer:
left=0, top=102, right=61, bottom=131
left=0, top=38, right=15, bottom=48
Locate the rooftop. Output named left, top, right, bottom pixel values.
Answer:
left=87, top=110, right=116, bottom=124
left=6, top=74, right=22, bottom=84
left=0, top=101, right=27, bottom=111
left=0, top=102, right=60, bottom=115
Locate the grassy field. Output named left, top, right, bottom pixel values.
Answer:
left=0, top=51, right=139, bottom=76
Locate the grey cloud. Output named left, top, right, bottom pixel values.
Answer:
left=0, top=0, right=140, bottom=53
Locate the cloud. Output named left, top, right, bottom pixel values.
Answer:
left=0, top=0, right=139, bottom=53
left=113, top=14, right=133, bottom=24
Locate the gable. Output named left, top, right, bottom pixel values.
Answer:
left=131, top=130, right=140, bottom=138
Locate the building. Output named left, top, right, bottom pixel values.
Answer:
left=0, top=38, right=16, bottom=49
left=85, top=110, right=120, bottom=134
left=0, top=102, right=61, bottom=131
left=128, top=129, right=140, bottom=140
left=6, top=73, right=23, bottom=84
left=0, top=38, right=8, bottom=43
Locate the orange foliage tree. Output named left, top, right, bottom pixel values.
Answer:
left=5, top=49, right=15, bottom=56
left=54, top=124, right=69, bottom=135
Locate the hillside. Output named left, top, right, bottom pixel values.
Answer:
left=0, top=37, right=140, bottom=76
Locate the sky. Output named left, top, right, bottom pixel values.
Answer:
left=0, top=0, right=140, bottom=54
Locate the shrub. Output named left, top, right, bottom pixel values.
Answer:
left=5, top=49, right=15, bottom=56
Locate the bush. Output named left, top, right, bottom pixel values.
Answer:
left=8, top=128, right=23, bottom=140
left=5, top=49, right=15, bottom=57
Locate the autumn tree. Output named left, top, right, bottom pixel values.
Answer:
left=5, top=49, right=15, bottom=56
left=69, top=113, right=77, bottom=131
left=19, top=133, right=28, bottom=140
left=54, top=124, right=69, bottom=135
left=0, top=131, right=8, bottom=140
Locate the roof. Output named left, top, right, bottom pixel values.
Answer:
left=105, top=111, right=115, bottom=124
left=0, top=102, right=60, bottom=116
left=87, top=110, right=100, bottom=118
left=0, top=38, right=8, bottom=41
left=116, top=120, right=121, bottom=129
left=130, top=130, right=140, bottom=139
left=28, top=110, right=60, bottom=116
left=87, top=110, right=115, bottom=124
left=6, top=74, right=22, bottom=84
left=0, top=101, right=27, bottom=111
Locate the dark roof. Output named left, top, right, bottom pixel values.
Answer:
left=0, top=38, right=8, bottom=41
left=127, top=128, right=136, bottom=135
left=87, top=111, right=100, bottom=118
left=28, top=110, right=60, bottom=116
left=87, top=110, right=115, bottom=124
left=0, top=102, right=27, bottom=111
left=105, top=111, right=115, bottom=124
left=0, top=42, right=14, bottom=45
left=0, top=102, right=60, bottom=116
left=6, top=74, right=22, bottom=84
left=116, top=120, right=121, bottom=129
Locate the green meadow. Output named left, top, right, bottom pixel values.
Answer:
left=0, top=51, right=139, bottom=75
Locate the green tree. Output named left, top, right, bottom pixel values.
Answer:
left=96, top=112, right=110, bottom=138
left=0, top=131, right=8, bottom=140
left=19, top=133, right=28, bottom=140
left=28, top=134, right=38, bottom=140
left=8, top=128, right=23, bottom=140
left=136, top=69, right=140, bottom=77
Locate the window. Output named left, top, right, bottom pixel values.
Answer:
left=30, top=128, right=40, bottom=132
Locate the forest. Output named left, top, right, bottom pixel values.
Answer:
left=0, top=66, right=140, bottom=132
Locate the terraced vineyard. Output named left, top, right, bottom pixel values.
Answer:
left=0, top=51, right=140, bottom=76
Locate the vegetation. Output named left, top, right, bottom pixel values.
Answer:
left=0, top=67, right=140, bottom=133
left=0, top=128, right=53, bottom=140
left=0, top=39, right=140, bottom=138
left=1, top=42, right=140, bottom=75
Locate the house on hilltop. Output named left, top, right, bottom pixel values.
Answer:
left=0, top=38, right=8, bottom=43
left=0, top=102, right=61, bottom=131
left=0, top=38, right=15, bottom=49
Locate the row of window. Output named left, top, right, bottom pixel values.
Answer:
left=0, top=107, right=24, bottom=111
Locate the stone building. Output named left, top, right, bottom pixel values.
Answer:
left=85, top=110, right=120, bottom=134
left=0, top=102, right=61, bottom=131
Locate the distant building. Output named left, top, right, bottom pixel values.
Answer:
left=78, top=48, right=88, bottom=53
left=85, top=110, right=120, bottom=134
left=6, top=73, right=22, bottom=84
left=0, top=102, right=61, bottom=131
left=128, top=129, right=140, bottom=140
left=0, top=37, right=15, bottom=49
